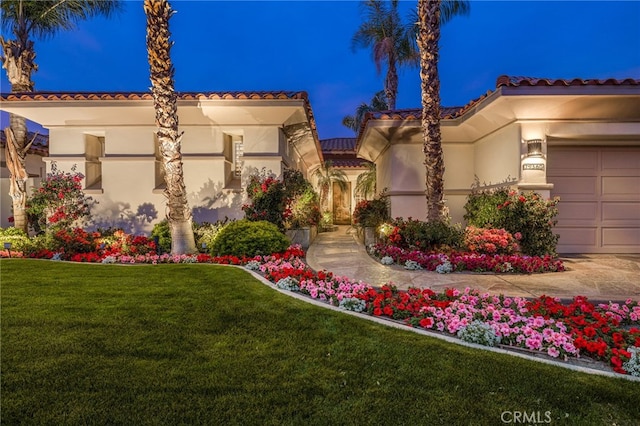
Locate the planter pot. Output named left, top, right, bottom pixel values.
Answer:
left=364, top=227, right=376, bottom=247
left=285, top=226, right=317, bottom=250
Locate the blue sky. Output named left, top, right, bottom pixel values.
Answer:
left=1, top=0, right=639, bottom=139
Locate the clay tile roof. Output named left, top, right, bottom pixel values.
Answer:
left=495, top=75, right=640, bottom=88
left=322, top=153, right=369, bottom=168
left=0, top=131, right=49, bottom=156
left=0, top=90, right=310, bottom=103
left=324, top=157, right=368, bottom=168
left=320, top=138, right=357, bottom=153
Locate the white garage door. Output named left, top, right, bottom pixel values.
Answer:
left=548, top=146, right=640, bottom=254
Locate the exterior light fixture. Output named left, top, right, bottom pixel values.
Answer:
left=526, top=139, right=544, bottom=157
left=4, top=242, right=12, bottom=258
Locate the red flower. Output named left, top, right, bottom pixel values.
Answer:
left=419, top=317, right=434, bottom=328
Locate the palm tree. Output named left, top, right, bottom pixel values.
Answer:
left=312, top=161, right=348, bottom=213
left=352, top=0, right=418, bottom=111
left=342, top=90, right=388, bottom=134
left=144, top=0, right=196, bottom=254
left=417, top=0, right=469, bottom=222
left=355, top=162, right=376, bottom=200
left=0, top=0, right=122, bottom=233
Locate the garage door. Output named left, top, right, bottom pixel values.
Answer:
left=547, top=146, right=640, bottom=254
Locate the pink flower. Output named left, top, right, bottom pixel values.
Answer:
left=547, top=347, right=560, bottom=358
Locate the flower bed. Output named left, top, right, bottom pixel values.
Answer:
left=370, top=243, right=565, bottom=274
left=357, top=285, right=640, bottom=375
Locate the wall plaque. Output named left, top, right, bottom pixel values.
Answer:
left=523, top=163, right=545, bottom=171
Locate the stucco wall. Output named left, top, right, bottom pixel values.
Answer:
left=473, top=124, right=521, bottom=186
left=37, top=123, right=303, bottom=233
left=373, top=140, right=474, bottom=224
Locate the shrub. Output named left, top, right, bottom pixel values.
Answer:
left=194, top=220, right=230, bottom=253
left=287, top=187, right=321, bottom=229
left=49, top=228, right=101, bottom=260
left=464, top=226, right=520, bottom=255
left=464, top=189, right=560, bottom=256
left=353, top=195, right=390, bottom=228
left=211, top=220, right=289, bottom=257
left=0, top=227, right=31, bottom=252
left=98, top=229, right=156, bottom=256
left=386, top=218, right=464, bottom=252
left=242, top=173, right=287, bottom=230
left=25, top=164, right=94, bottom=234
left=151, top=220, right=172, bottom=253
left=496, top=191, right=560, bottom=257
left=464, top=187, right=509, bottom=228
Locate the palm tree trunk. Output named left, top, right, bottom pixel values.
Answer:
left=1, top=31, right=37, bottom=233
left=144, top=0, right=196, bottom=254
left=418, top=0, right=445, bottom=223
left=4, top=126, right=30, bottom=232
left=385, top=55, right=398, bottom=111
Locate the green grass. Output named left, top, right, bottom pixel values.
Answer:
left=2, top=260, right=639, bottom=425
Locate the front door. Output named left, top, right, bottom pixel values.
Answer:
left=332, top=181, right=351, bottom=225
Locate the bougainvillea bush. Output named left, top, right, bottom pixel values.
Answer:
left=25, top=164, right=94, bottom=234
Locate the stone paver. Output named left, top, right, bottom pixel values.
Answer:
left=306, top=226, right=640, bottom=302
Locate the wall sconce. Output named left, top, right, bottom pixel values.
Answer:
left=526, top=139, right=544, bottom=157
left=4, top=242, right=12, bottom=258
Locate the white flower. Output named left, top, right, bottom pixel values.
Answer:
left=436, top=261, right=453, bottom=274
left=339, top=297, right=367, bottom=313
left=404, top=260, right=422, bottom=270
left=380, top=256, right=394, bottom=265
left=623, top=346, right=640, bottom=377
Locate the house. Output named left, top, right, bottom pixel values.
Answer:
left=0, top=91, right=323, bottom=233
left=356, top=76, right=640, bottom=254
left=318, top=137, right=371, bottom=225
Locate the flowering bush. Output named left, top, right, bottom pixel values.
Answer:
left=287, top=187, right=321, bottom=228
left=243, top=173, right=287, bottom=230
left=352, top=195, right=389, bottom=228
left=464, top=226, right=520, bottom=255
left=383, top=218, right=464, bottom=252
left=242, top=170, right=321, bottom=231
left=99, top=229, right=156, bottom=256
left=26, top=164, right=94, bottom=233
left=465, top=188, right=560, bottom=256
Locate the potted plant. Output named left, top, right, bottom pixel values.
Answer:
left=352, top=194, right=390, bottom=246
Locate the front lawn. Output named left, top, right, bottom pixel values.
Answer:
left=2, top=260, right=639, bottom=425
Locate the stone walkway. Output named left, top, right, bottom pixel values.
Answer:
left=306, top=226, right=640, bottom=302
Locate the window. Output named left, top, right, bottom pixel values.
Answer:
left=84, top=134, right=104, bottom=189
left=223, top=132, right=243, bottom=187
left=233, top=139, right=243, bottom=178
